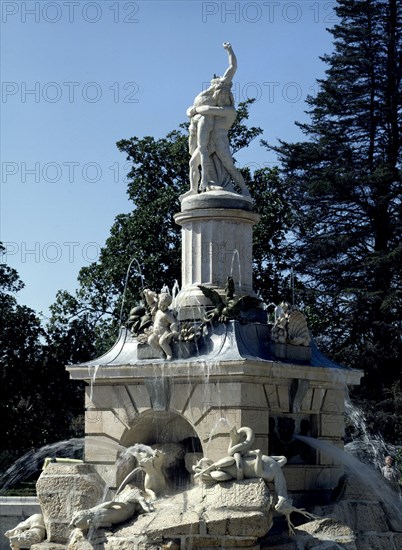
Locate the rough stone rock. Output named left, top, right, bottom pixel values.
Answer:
left=260, top=517, right=357, bottom=550
left=328, top=474, right=402, bottom=532
left=295, top=518, right=356, bottom=548
left=297, top=517, right=354, bottom=538
left=313, top=501, right=389, bottom=533
left=67, top=527, right=104, bottom=549
left=106, top=479, right=273, bottom=548
left=184, top=537, right=260, bottom=548
left=332, top=475, right=373, bottom=501
left=354, top=533, right=402, bottom=550
left=31, top=544, right=65, bottom=550
left=36, top=463, right=105, bottom=544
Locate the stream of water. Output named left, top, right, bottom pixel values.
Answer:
left=0, top=438, right=84, bottom=493
left=295, top=435, right=402, bottom=527
left=344, top=397, right=399, bottom=470
left=0, top=437, right=134, bottom=493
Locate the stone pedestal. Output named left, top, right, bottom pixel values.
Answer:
left=271, top=342, right=312, bottom=362
left=36, top=463, right=105, bottom=543
left=174, top=191, right=260, bottom=316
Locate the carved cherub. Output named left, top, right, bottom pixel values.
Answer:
left=145, top=291, right=179, bottom=360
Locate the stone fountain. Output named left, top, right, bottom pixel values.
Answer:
left=10, top=43, right=402, bottom=550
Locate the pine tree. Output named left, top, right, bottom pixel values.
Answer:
left=270, top=0, right=402, bottom=395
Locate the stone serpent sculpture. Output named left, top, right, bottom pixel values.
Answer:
left=194, top=425, right=317, bottom=534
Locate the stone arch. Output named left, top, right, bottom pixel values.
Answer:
left=117, top=410, right=203, bottom=490
left=120, top=409, right=201, bottom=448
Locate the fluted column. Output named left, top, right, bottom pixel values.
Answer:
left=174, top=192, right=260, bottom=315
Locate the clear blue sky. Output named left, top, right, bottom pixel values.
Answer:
left=1, top=0, right=337, bottom=319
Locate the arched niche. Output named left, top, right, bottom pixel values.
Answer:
left=121, top=409, right=201, bottom=448
left=117, top=410, right=202, bottom=491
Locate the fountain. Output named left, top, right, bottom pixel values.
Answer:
left=4, top=43, right=401, bottom=550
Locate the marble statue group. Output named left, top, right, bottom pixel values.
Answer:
left=183, top=42, right=251, bottom=197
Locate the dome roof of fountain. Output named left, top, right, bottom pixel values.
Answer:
left=69, top=322, right=353, bottom=371
left=67, top=322, right=362, bottom=386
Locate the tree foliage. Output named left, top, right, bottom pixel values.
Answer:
left=0, top=245, right=88, bottom=468
left=269, top=0, right=402, bottom=399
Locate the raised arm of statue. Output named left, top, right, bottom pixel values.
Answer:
left=221, top=42, right=237, bottom=84
left=182, top=43, right=250, bottom=199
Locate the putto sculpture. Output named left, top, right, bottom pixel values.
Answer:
left=144, top=289, right=179, bottom=360
left=183, top=42, right=250, bottom=197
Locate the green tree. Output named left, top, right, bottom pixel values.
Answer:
left=0, top=247, right=44, bottom=458
left=0, top=245, right=88, bottom=470
left=270, top=0, right=402, bottom=398
left=246, top=166, right=293, bottom=304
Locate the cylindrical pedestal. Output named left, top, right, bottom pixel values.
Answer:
left=174, top=192, right=260, bottom=314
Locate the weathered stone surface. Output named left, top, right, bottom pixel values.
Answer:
left=105, top=538, right=180, bottom=550
left=297, top=517, right=354, bottom=539
left=184, top=536, right=259, bottom=548
left=31, top=544, right=65, bottom=549
left=354, top=533, right=399, bottom=550
left=107, top=479, right=272, bottom=548
left=201, top=480, right=272, bottom=538
left=296, top=517, right=356, bottom=548
left=313, top=501, right=389, bottom=533
left=262, top=524, right=357, bottom=550
left=36, top=463, right=105, bottom=544
left=204, top=478, right=271, bottom=511
left=67, top=527, right=99, bottom=549
left=203, top=508, right=270, bottom=537
left=333, top=474, right=375, bottom=501
left=329, top=475, right=402, bottom=532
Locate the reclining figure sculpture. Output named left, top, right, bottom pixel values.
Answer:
left=68, top=448, right=167, bottom=534
left=5, top=513, right=46, bottom=549
left=69, top=483, right=153, bottom=531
